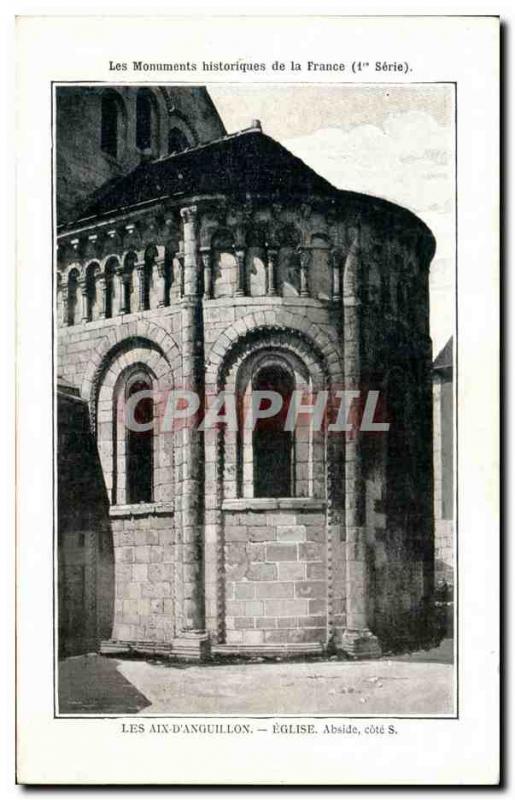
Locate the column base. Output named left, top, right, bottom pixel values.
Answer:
left=172, top=630, right=211, bottom=661
left=99, top=632, right=211, bottom=662
left=339, top=629, right=381, bottom=659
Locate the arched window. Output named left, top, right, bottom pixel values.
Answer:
left=126, top=371, right=154, bottom=504
left=136, top=89, right=159, bottom=153
left=228, top=345, right=325, bottom=502
left=100, top=91, right=121, bottom=159
left=168, top=127, right=189, bottom=155
left=104, top=257, right=117, bottom=319
left=252, top=364, right=295, bottom=498
left=85, top=262, right=100, bottom=322
left=67, top=269, right=79, bottom=326
left=142, top=244, right=158, bottom=310
left=122, top=251, right=137, bottom=314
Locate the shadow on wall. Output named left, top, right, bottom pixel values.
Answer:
left=57, top=382, right=114, bottom=657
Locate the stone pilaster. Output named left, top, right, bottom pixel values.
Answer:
left=59, top=279, right=68, bottom=327
left=234, top=246, right=246, bottom=297
left=178, top=205, right=209, bottom=656
left=117, top=265, right=129, bottom=314
left=298, top=247, right=310, bottom=298
left=136, top=260, right=146, bottom=311
left=78, top=277, right=88, bottom=323
left=175, top=244, right=185, bottom=298
left=331, top=249, right=342, bottom=303
left=156, top=256, right=166, bottom=307
left=96, top=273, right=106, bottom=319
left=340, top=232, right=381, bottom=659
left=266, top=244, right=278, bottom=297
left=200, top=246, right=212, bottom=300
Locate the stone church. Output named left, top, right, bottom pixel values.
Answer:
left=56, top=85, right=436, bottom=660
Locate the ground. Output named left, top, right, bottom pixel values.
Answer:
left=59, top=638, right=454, bottom=716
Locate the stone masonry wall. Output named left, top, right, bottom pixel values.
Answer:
left=110, top=508, right=176, bottom=644
left=57, top=306, right=182, bottom=392
left=56, top=86, right=225, bottom=223
left=223, top=506, right=330, bottom=646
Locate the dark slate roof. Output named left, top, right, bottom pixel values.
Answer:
left=57, top=376, right=81, bottom=398
left=433, top=336, right=453, bottom=371
left=73, top=128, right=336, bottom=221
left=61, top=127, right=434, bottom=247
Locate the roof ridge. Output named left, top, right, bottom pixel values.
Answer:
left=153, top=124, right=263, bottom=165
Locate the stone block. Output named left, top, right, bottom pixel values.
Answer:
left=266, top=513, right=297, bottom=526
left=295, top=581, right=326, bottom=599
left=298, top=615, right=326, bottom=628
left=224, top=525, right=248, bottom=542
left=247, top=542, right=266, bottom=561
left=226, top=630, right=243, bottom=644
left=234, top=582, right=256, bottom=599
left=276, top=525, right=306, bottom=543
left=246, top=513, right=267, bottom=526
left=248, top=526, right=275, bottom=542
left=118, top=547, right=134, bottom=564
left=140, top=581, right=172, bottom=599
left=243, top=629, right=264, bottom=645
left=245, top=601, right=264, bottom=616
left=147, top=563, right=165, bottom=582
left=278, top=562, right=306, bottom=581
left=115, top=564, right=132, bottom=583
left=266, top=543, right=298, bottom=561
left=145, top=530, right=160, bottom=546
left=299, top=543, right=324, bottom=561
left=255, top=582, right=294, bottom=599
left=234, top=616, right=256, bottom=629
left=225, top=542, right=246, bottom=562
left=305, top=525, right=326, bottom=543
left=263, top=629, right=290, bottom=644
left=276, top=616, right=297, bottom=629
left=264, top=598, right=308, bottom=616
left=226, top=600, right=244, bottom=616
left=306, top=562, right=326, bottom=580
left=134, top=545, right=151, bottom=563
left=247, top=563, right=277, bottom=581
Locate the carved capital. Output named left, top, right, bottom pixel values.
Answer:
left=180, top=205, right=198, bottom=225
left=271, top=202, right=283, bottom=221
left=234, top=246, right=246, bottom=265
left=300, top=202, right=312, bottom=221
left=297, top=246, right=311, bottom=298
left=265, top=244, right=278, bottom=264
left=199, top=246, right=211, bottom=270
left=297, top=246, right=312, bottom=270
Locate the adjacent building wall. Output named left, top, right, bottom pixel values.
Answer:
left=55, top=86, right=226, bottom=224
left=433, top=338, right=454, bottom=587
left=57, top=385, right=114, bottom=655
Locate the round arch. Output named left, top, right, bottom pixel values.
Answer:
left=81, top=319, right=181, bottom=425
left=205, top=310, right=343, bottom=390
left=95, top=344, right=175, bottom=506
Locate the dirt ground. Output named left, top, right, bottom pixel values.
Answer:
left=59, top=638, right=454, bottom=716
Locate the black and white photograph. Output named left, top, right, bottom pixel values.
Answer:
left=55, top=82, right=455, bottom=716
left=13, top=13, right=499, bottom=786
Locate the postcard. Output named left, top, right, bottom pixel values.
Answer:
left=16, top=14, right=499, bottom=784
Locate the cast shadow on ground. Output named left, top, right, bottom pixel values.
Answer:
left=58, top=655, right=151, bottom=714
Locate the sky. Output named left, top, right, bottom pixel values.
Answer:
left=208, top=84, right=455, bottom=358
